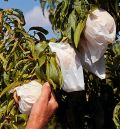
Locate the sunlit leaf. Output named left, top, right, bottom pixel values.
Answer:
left=74, top=19, right=86, bottom=48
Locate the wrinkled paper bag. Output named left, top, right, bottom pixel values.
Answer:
left=15, top=80, right=42, bottom=114
left=79, top=9, right=116, bottom=79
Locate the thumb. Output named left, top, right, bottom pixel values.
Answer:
left=40, top=82, right=51, bottom=100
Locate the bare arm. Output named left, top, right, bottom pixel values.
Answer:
left=25, top=82, right=58, bottom=129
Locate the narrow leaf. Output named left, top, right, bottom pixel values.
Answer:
left=29, top=26, right=48, bottom=35
left=0, top=81, right=21, bottom=97
left=74, top=19, right=86, bottom=48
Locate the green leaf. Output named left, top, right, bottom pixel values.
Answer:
left=0, top=121, right=6, bottom=129
left=113, top=42, right=120, bottom=55
left=29, top=26, right=48, bottom=35
left=10, top=105, right=17, bottom=116
left=60, top=0, right=69, bottom=17
left=3, top=71, right=10, bottom=85
left=0, top=105, right=7, bottom=115
left=14, top=59, right=30, bottom=69
left=0, top=41, right=5, bottom=52
left=38, top=55, right=46, bottom=67
left=46, top=56, right=63, bottom=88
left=35, top=63, right=46, bottom=82
left=74, top=1, right=82, bottom=14
left=12, top=124, right=18, bottom=129
left=68, top=10, right=77, bottom=32
left=12, top=8, right=25, bottom=25
left=15, top=28, right=29, bottom=38
left=7, top=99, right=14, bottom=114
left=0, top=81, right=21, bottom=98
left=0, top=53, right=7, bottom=70
left=15, top=114, right=28, bottom=121
left=37, top=32, right=46, bottom=41
left=40, top=0, right=46, bottom=15
left=52, top=56, right=64, bottom=88
left=35, top=42, right=48, bottom=56
left=17, top=62, right=33, bottom=80
left=113, top=102, right=120, bottom=129
left=74, top=19, right=86, bottom=48
left=10, top=41, right=19, bottom=54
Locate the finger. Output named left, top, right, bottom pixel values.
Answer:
left=40, top=82, right=51, bottom=100
left=50, top=92, right=56, bottom=102
left=13, top=91, right=19, bottom=104
left=49, top=93, right=58, bottom=109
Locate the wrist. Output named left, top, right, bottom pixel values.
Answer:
left=26, top=114, right=45, bottom=129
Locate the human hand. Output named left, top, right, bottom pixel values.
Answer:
left=25, top=82, right=58, bottom=129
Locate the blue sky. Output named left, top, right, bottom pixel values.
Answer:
left=0, top=0, right=56, bottom=39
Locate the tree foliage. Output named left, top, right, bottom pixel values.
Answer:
left=0, top=8, right=63, bottom=128
left=1, top=0, right=120, bottom=128
left=40, top=0, right=120, bottom=43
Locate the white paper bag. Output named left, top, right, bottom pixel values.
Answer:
left=79, top=9, right=116, bottom=79
left=49, top=42, right=84, bottom=92
left=15, top=80, right=42, bottom=114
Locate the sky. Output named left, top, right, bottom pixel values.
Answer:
left=0, top=0, right=56, bottom=39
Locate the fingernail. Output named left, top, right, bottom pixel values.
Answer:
left=43, top=82, right=50, bottom=87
